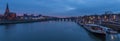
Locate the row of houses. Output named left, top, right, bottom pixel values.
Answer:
left=81, top=13, right=120, bottom=24
left=0, top=3, right=44, bottom=21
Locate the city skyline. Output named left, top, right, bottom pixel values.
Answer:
left=0, top=0, right=120, bottom=41
left=0, top=0, right=120, bottom=16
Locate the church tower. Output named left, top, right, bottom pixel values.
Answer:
left=4, top=3, right=16, bottom=20
left=4, top=3, right=10, bottom=16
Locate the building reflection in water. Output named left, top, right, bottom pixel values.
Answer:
left=3, top=24, right=16, bottom=30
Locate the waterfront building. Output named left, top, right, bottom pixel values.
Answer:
left=23, top=14, right=29, bottom=20
left=16, top=16, right=24, bottom=20
left=0, top=14, right=4, bottom=20
left=4, top=3, right=16, bottom=20
left=116, top=14, right=120, bottom=21
left=100, top=14, right=110, bottom=22
left=38, top=14, right=42, bottom=17
left=23, top=14, right=38, bottom=20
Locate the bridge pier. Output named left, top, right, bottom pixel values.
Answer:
left=51, top=17, right=77, bottom=22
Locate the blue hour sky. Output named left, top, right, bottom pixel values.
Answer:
left=0, top=0, right=120, bottom=16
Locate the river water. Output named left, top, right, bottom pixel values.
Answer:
left=0, top=21, right=119, bottom=41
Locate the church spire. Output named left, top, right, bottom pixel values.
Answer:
left=4, top=3, right=10, bottom=15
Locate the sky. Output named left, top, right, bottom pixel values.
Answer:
left=0, top=0, right=120, bottom=16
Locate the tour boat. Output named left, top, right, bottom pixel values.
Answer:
left=83, top=24, right=106, bottom=38
left=83, top=24, right=117, bottom=39
left=106, top=28, right=118, bottom=34
left=101, top=21, right=120, bottom=32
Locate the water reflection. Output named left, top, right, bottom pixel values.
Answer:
left=76, top=23, right=102, bottom=41
left=4, top=24, right=16, bottom=30
left=86, top=31, right=103, bottom=41
left=106, top=34, right=120, bottom=41
left=0, top=22, right=120, bottom=41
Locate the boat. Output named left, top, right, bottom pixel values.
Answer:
left=76, top=22, right=84, bottom=27
left=106, top=28, right=118, bottom=34
left=83, top=24, right=106, bottom=38
left=82, top=24, right=118, bottom=39
left=101, top=21, right=120, bottom=32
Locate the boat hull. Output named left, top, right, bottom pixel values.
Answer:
left=83, top=25, right=106, bottom=40
left=101, top=21, right=120, bottom=33
left=90, top=31, right=106, bottom=40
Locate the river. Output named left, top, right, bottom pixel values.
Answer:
left=0, top=21, right=119, bottom=41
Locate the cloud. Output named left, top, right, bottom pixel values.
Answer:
left=65, top=6, right=76, bottom=11
left=0, top=0, right=120, bottom=16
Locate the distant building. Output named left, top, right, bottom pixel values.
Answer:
left=0, top=14, right=4, bottom=20
left=4, top=3, right=16, bottom=20
left=23, top=14, right=34, bottom=20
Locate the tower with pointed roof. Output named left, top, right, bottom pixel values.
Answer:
left=4, top=3, right=16, bottom=20
left=4, top=3, right=10, bottom=16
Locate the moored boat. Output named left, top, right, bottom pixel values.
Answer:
left=106, top=28, right=118, bottom=34
left=82, top=24, right=118, bottom=40
left=101, top=21, right=120, bottom=32
left=83, top=24, right=106, bottom=38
